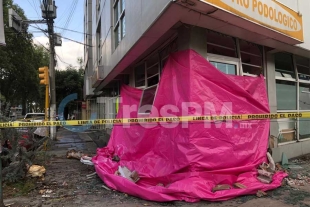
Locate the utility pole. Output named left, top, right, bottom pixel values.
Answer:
left=42, top=0, right=57, bottom=140
left=8, top=1, right=60, bottom=140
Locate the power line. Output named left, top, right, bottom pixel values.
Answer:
left=61, top=0, right=78, bottom=36
left=60, top=35, right=93, bottom=47
left=55, top=52, right=72, bottom=66
left=54, top=25, right=92, bottom=36
left=30, top=24, right=93, bottom=47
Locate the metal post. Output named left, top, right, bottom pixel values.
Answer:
left=49, top=26, right=56, bottom=140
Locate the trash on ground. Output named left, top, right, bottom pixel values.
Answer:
left=256, top=190, right=267, bottom=197
left=80, top=155, right=94, bottom=165
left=66, top=149, right=84, bottom=160
left=115, top=166, right=140, bottom=183
left=34, top=127, right=48, bottom=137
left=86, top=172, right=97, bottom=179
left=288, top=164, right=303, bottom=169
left=212, top=184, right=231, bottom=192
left=27, top=165, right=46, bottom=178
left=39, top=189, right=53, bottom=194
left=102, top=185, right=111, bottom=191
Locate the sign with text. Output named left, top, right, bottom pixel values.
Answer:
left=0, top=0, right=5, bottom=45
left=200, top=0, right=304, bottom=42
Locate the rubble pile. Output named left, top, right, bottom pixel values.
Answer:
left=256, top=152, right=277, bottom=184
left=285, top=174, right=310, bottom=186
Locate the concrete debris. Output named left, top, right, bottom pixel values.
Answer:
left=267, top=152, right=275, bottom=171
left=291, top=159, right=306, bottom=164
left=285, top=174, right=310, bottom=187
left=212, top=184, right=231, bottom=192
left=102, top=185, right=111, bottom=191
left=233, top=183, right=246, bottom=189
left=115, top=166, right=140, bottom=183
left=66, top=149, right=84, bottom=160
left=130, top=171, right=140, bottom=182
left=276, top=163, right=283, bottom=171
left=257, top=175, right=272, bottom=184
left=86, top=172, right=97, bottom=179
left=40, top=189, right=53, bottom=198
left=256, top=190, right=267, bottom=197
left=257, top=169, right=274, bottom=178
left=80, top=155, right=94, bottom=165
left=27, top=165, right=46, bottom=178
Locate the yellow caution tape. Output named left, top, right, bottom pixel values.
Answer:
left=0, top=112, right=309, bottom=128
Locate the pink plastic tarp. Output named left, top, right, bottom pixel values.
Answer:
left=92, top=49, right=287, bottom=202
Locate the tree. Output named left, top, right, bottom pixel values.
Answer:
left=0, top=0, right=49, bottom=115
left=55, top=58, right=84, bottom=116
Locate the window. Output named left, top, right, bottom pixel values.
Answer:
left=96, top=21, right=102, bottom=65
left=276, top=80, right=297, bottom=110
left=239, top=40, right=263, bottom=76
left=134, top=53, right=160, bottom=88
left=160, top=38, right=178, bottom=73
left=138, top=85, right=158, bottom=114
left=146, top=54, right=159, bottom=87
left=113, top=0, right=125, bottom=48
left=297, top=57, right=310, bottom=139
left=275, top=53, right=296, bottom=110
left=206, top=30, right=237, bottom=58
left=135, top=63, right=145, bottom=87
left=210, top=62, right=237, bottom=75
left=275, top=53, right=297, bottom=143
left=275, top=53, right=295, bottom=79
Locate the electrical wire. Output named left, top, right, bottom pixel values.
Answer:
left=61, top=0, right=78, bottom=36
left=30, top=24, right=93, bottom=47
left=54, top=25, right=92, bottom=36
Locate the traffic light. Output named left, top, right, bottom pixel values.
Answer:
left=39, top=66, right=49, bottom=85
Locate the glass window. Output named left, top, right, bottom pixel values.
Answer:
left=147, top=75, right=159, bottom=87
left=296, top=56, right=310, bottom=81
left=207, top=30, right=237, bottom=58
left=299, top=119, right=310, bottom=139
left=159, top=39, right=178, bottom=73
left=135, top=64, right=145, bottom=87
left=276, top=80, right=297, bottom=110
left=210, top=61, right=237, bottom=75
left=275, top=53, right=295, bottom=79
left=299, top=83, right=310, bottom=110
left=138, top=85, right=157, bottom=114
left=239, top=40, right=263, bottom=76
left=113, top=0, right=125, bottom=48
left=147, top=64, right=159, bottom=78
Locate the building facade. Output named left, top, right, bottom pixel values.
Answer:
left=83, top=0, right=310, bottom=161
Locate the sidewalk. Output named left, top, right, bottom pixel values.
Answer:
left=3, top=128, right=310, bottom=207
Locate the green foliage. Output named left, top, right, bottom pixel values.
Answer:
left=0, top=0, right=49, bottom=115
left=55, top=58, right=84, bottom=112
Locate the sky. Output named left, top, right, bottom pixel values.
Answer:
left=13, top=0, right=85, bottom=70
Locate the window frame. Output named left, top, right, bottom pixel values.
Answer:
left=113, top=0, right=125, bottom=48
left=207, top=53, right=241, bottom=76
left=137, top=84, right=159, bottom=116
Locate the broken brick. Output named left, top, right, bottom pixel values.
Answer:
left=257, top=175, right=272, bottom=184
left=233, top=183, right=246, bottom=189
left=212, top=184, right=231, bottom=192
